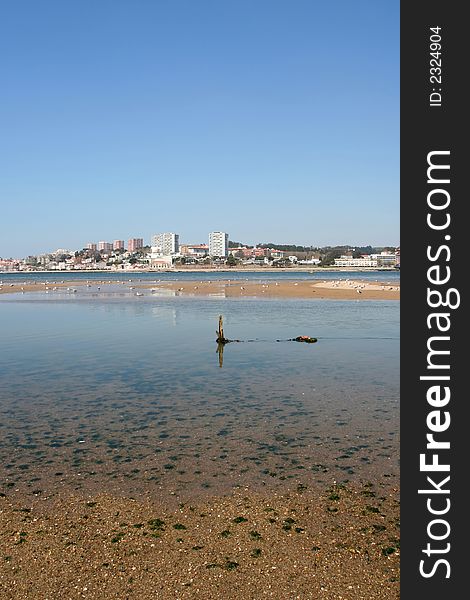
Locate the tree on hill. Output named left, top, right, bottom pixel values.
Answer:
left=319, top=249, right=342, bottom=266
left=226, top=255, right=238, bottom=266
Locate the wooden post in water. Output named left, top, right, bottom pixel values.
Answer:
left=216, top=315, right=227, bottom=367
left=216, top=315, right=225, bottom=343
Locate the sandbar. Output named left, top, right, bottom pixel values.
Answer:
left=0, top=279, right=400, bottom=300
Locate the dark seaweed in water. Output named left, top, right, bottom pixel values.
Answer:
left=0, top=294, right=399, bottom=500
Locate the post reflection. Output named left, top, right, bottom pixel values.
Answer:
left=216, top=341, right=224, bottom=368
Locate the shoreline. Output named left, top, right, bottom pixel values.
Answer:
left=0, top=265, right=400, bottom=278
left=0, top=482, right=399, bottom=599
left=1, top=266, right=399, bottom=275
left=0, top=278, right=400, bottom=300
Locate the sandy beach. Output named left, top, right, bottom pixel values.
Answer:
left=0, top=278, right=399, bottom=300
left=0, top=483, right=399, bottom=600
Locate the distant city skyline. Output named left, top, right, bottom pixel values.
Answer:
left=0, top=1, right=399, bottom=256
left=17, top=231, right=398, bottom=259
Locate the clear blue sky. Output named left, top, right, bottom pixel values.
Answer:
left=0, top=0, right=399, bottom=257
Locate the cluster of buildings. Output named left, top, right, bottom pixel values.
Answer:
left=146, top=231, right=228, bottom=269
left=2, top=232, right=232, bottom=272
left=1, top=230, right=400, bottom=272
left=86, top=238, right=144, bottom=253
left=334, top=251, right=399, bottom=268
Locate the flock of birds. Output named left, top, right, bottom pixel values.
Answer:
left=326, top=279, right=399, bottom=294
left=0, top=278, right=151, bottom=296
left=1, top=277, right=399, bottom=297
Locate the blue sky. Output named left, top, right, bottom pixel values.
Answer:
left=0, top=0, right=399, bottom=257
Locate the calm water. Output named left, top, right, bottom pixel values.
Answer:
left=0, top=269, right=400, bottom=284
left=0, top=290, right=399, bottom=501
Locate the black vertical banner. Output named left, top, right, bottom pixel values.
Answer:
left=401, top=1, right=466, bottom=598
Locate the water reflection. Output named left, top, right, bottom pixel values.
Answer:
left=151, top=305, right=178, bottom=326
left=216, top=342, right=225, bottom=368
left=0, top=296, right=399, bottom=501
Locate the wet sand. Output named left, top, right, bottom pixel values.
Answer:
left=0, top=483, right=399, bottom=599
left=0, top=281, right=89, bottom=295
left=0, top=279, right=399, bottom=300
left=141, top=279, right=399, bottom=300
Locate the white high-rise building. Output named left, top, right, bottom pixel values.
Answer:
left=151, top=232, right=179, bottom=255
left=208, top=231, right=229, bottom=257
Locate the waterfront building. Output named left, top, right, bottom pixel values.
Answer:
left=149, top=247, right=173, bottom=269
left=151, top=232, right=179, bottom=255
left=228, top=246, right=267, bottom=259
left=372, top=252, right=398, bottom=267
left=128, top=238, right=144, bottom=252
left=180, top=244, right=209, bottom=258
left=208, top=231, right=229, bottom=257
left=0, top=258, right=21, bottom=271
left=334, top=255, right=378, bottom=267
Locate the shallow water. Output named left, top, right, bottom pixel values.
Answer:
left=0, top=292, right=399, bottom=501
left=0, top=268, right=400, bottom=285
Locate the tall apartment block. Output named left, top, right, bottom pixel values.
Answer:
left=86, top=243, right=97, bottom=251
left=128, top=238, right=144, bottom=252
left=113, top=240, right=125, bottom=251
left=151, top=232, right=179, bottom=255
left=208, top=231, right=229, bottom=257
left=98, top=241, right=113, bottom=251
